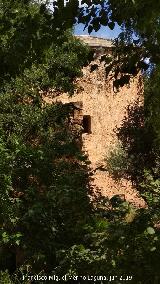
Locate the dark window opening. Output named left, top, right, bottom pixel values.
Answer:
left=83, top=115, right=91, bottom=134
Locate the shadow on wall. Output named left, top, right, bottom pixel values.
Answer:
left=105, top=99, right=153, bottom=186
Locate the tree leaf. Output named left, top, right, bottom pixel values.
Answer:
left=88, top=25, right=93, bottom=34
left=108, top=22, right=115, bottom=30
left=146, top=227, right=155, bottom=235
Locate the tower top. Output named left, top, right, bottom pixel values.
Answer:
left=75, top=35, right=113, bottom=48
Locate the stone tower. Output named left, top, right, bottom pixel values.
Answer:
left=43, top=35, right=145, bottom=207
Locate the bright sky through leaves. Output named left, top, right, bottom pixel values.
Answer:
left=74, top=22, right=121, bottom=39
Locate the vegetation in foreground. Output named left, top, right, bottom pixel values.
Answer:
left=1, top=1, right=160, bottom=283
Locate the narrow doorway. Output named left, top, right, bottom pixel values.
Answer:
left=83, top=115, right=91, bottom=134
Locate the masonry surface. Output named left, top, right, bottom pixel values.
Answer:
left=44, top=35, right=145, bottom=207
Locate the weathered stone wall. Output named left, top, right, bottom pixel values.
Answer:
left=43, top=36, right=145, bottom=207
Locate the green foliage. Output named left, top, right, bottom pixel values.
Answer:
left=104, top=99, right=149, bottom=184
left=0, top=1, right=90, bottom=93
left=0, top=269, right=30, bottom=284
left=0, top=270, right=13, bottom=284
left=0, top=0, right=93, bottom=276
left=0, top=92, right=92, bottom=272
left=140, top=170, right=160, bottom=206
left=73, top=0, right=160, bottom=87
left=1, top=0, right=160, bottom=283
left=104, top=142, right=130, bottom=179
left=144, top=65, right=160, bottom=153
left=59, top=200, right=160, bottom=284
left=76, top=0, right=160, bottom=62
